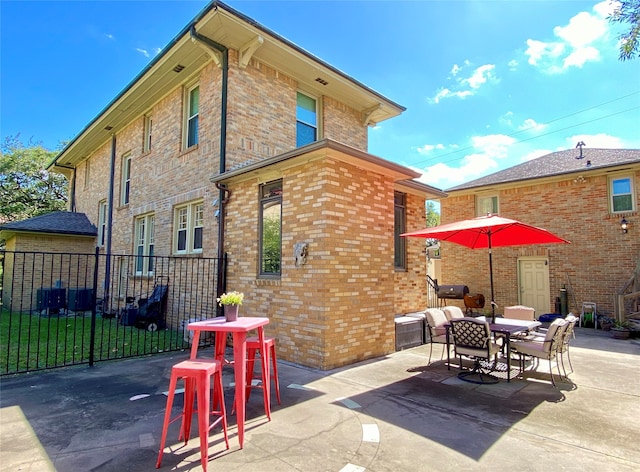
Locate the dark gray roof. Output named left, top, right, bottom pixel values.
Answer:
left=446, top=148, right=640, bottom=192
left=0, top=212, right=97, bottom=237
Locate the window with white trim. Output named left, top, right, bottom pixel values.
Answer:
left=476, top=195, right=499, bottom=217
left=121, top=154, right=131, bottom=206
left=174, top=201, right=204, bottom=254
left=296, top=92, right=317, bottom=147
left=610, top=176, right=635, bottom=213
left=185, top=84, right=199, bottom=148
left=259, top=180, right=282, bottom=276
left=143, top=114, right=152, bottom=153
left=98, top=200, right=107, bottom=247
left=135, top=213, right=155, bottom=274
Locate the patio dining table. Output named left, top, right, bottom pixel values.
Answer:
left=446, top=316, right=541, bottom=382
left=187, top=316, right=270, bottom=448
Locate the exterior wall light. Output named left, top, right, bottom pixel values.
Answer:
left=621, top=218, right=628, bottom=234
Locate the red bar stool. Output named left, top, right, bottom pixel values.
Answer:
left=156, top=359, right=229, bottom=471
left=245, top=336, right=281, bottom=407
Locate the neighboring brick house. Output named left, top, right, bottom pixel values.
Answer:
left=0, top=212, right=97, bottom=310
left=439, top=147, right=640, bottom=320
left=42, top=1, right=445, bottom=369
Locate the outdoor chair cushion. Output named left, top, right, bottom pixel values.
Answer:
left=443, top=306, right=465, bottom=321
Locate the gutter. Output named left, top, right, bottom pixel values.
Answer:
left=189, top=25, right=229, bottom=306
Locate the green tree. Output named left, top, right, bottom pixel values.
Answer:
left=425, top=200, right=440, bottom=247
left=0, top=135, right=68, bottom=223
left=609, top=0, right=640, bottom=61
left=426, top=201, right=440, bottom=228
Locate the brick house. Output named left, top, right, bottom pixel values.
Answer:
left=439, top=147, right=640, bottom=321
left=0, top=212, right=97, bottom=311
left=42, top=1, right=445, bottom=369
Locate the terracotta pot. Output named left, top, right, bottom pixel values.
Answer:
left=224, top=304, right=239, bottom=322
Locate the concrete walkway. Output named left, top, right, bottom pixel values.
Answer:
left=1, top=328, right=639, bottom=471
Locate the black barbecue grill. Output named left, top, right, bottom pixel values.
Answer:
left=436, top=284, right=469, bottom=300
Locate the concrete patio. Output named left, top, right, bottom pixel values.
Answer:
left=1, top=327, right=639, bottom=471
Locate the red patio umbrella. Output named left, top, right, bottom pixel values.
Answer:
left=401, top=215, right=570, bottom=321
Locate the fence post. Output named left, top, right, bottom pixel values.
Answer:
left=89, top=247, right=100, bottom=366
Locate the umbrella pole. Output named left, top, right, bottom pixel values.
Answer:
left=488, top=232, right=496, bottom=324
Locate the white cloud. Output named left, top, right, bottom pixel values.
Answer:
left=463, top=64, right=496, bottom=89
left=525, top=39, right=564, bottom=66
left=524, top=2, right=611, bottom=74
left=565, top=133, right=625, bottom=148
left=105, top=33, right=114, bottom=40
left=518, top=118, right=547, bottom=132
left=563, top=46, right=600, bottom=68
left=418, top=134, right=516, bottom=188
left=136, top=48, right=150, bottom=58
left=429, top=87, right=473, bottom=104
left=429, top=62, right=496, bottom=103
left=508, top=59, right=518, bottom=71
left=417, top=143, right=445, bottom=155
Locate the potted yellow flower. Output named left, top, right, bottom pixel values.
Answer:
left=217, top=291, right=244, bottom=322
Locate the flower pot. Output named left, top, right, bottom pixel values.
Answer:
left=611, top=328, right=630, bottom=340
left=224, top=304, right=239, bottom=322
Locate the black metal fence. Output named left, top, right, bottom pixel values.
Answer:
left=0, top=249, right=225, bottom=375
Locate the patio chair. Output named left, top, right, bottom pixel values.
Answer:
left=443, top=305, right=465, bottom=321
left=558, top=315, right=578, bottom=378
left=511, top=318, right=568, bottom=387
left=424, top=308, right=449, bottom=365
left=449, top=317, right=501, bottom=384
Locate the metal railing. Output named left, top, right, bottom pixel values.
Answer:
left=0, top=249, right=225, bottom=375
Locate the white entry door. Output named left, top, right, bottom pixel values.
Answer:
left=518, top=257, right=551, bottom=316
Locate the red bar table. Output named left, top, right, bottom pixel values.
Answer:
left=187, top=317, right=270, bottom=448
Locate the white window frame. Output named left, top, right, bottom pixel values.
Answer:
left=121, top=154, right=131, bottom=206
left=143, top=114, right=153, bottom=153
left=609, top=175, right=635, bottom=213
left=476, top=194, right=499, bottom=217
left=98, top=200, right=107, bottom=247
left=174, top=201, right=204, bottom=254
left=135, top=213, right=155, bottom=275
left=296, top=91, right=318, bottom=147
left=184, top=84, right=199, bottom=149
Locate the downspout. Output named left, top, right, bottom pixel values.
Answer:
left=189, top=26, right=229, bottom=311
left=104, top=134, right=117, bottom=307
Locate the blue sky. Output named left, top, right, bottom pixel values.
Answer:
left=2, top=0, right=639, bottom=191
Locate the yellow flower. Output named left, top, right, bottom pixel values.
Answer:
left=217, top=291, right=244, bottom=306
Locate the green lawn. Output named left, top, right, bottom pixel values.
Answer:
left=0, top=310, right=188, bottom=375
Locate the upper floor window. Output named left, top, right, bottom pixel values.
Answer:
left=259, top=180, right=282, bottom=276
left=121, top=154, right=131, bottom=206
left=98, top=200, right=107, bottom=247
left=394, top=192, right=407, bottom=270
left=476, top=195, right=498, bottom=217
left=185, top=84, right=199, bottom=148
left=143, top=114, right=153, bottom=153
left=296, top=92, right=317, bottom=147
left=174, top=201, right=203, bottom=254
left=135, top=213, right=155, bottom=274
left=610, top=176, right=635, bottom=213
